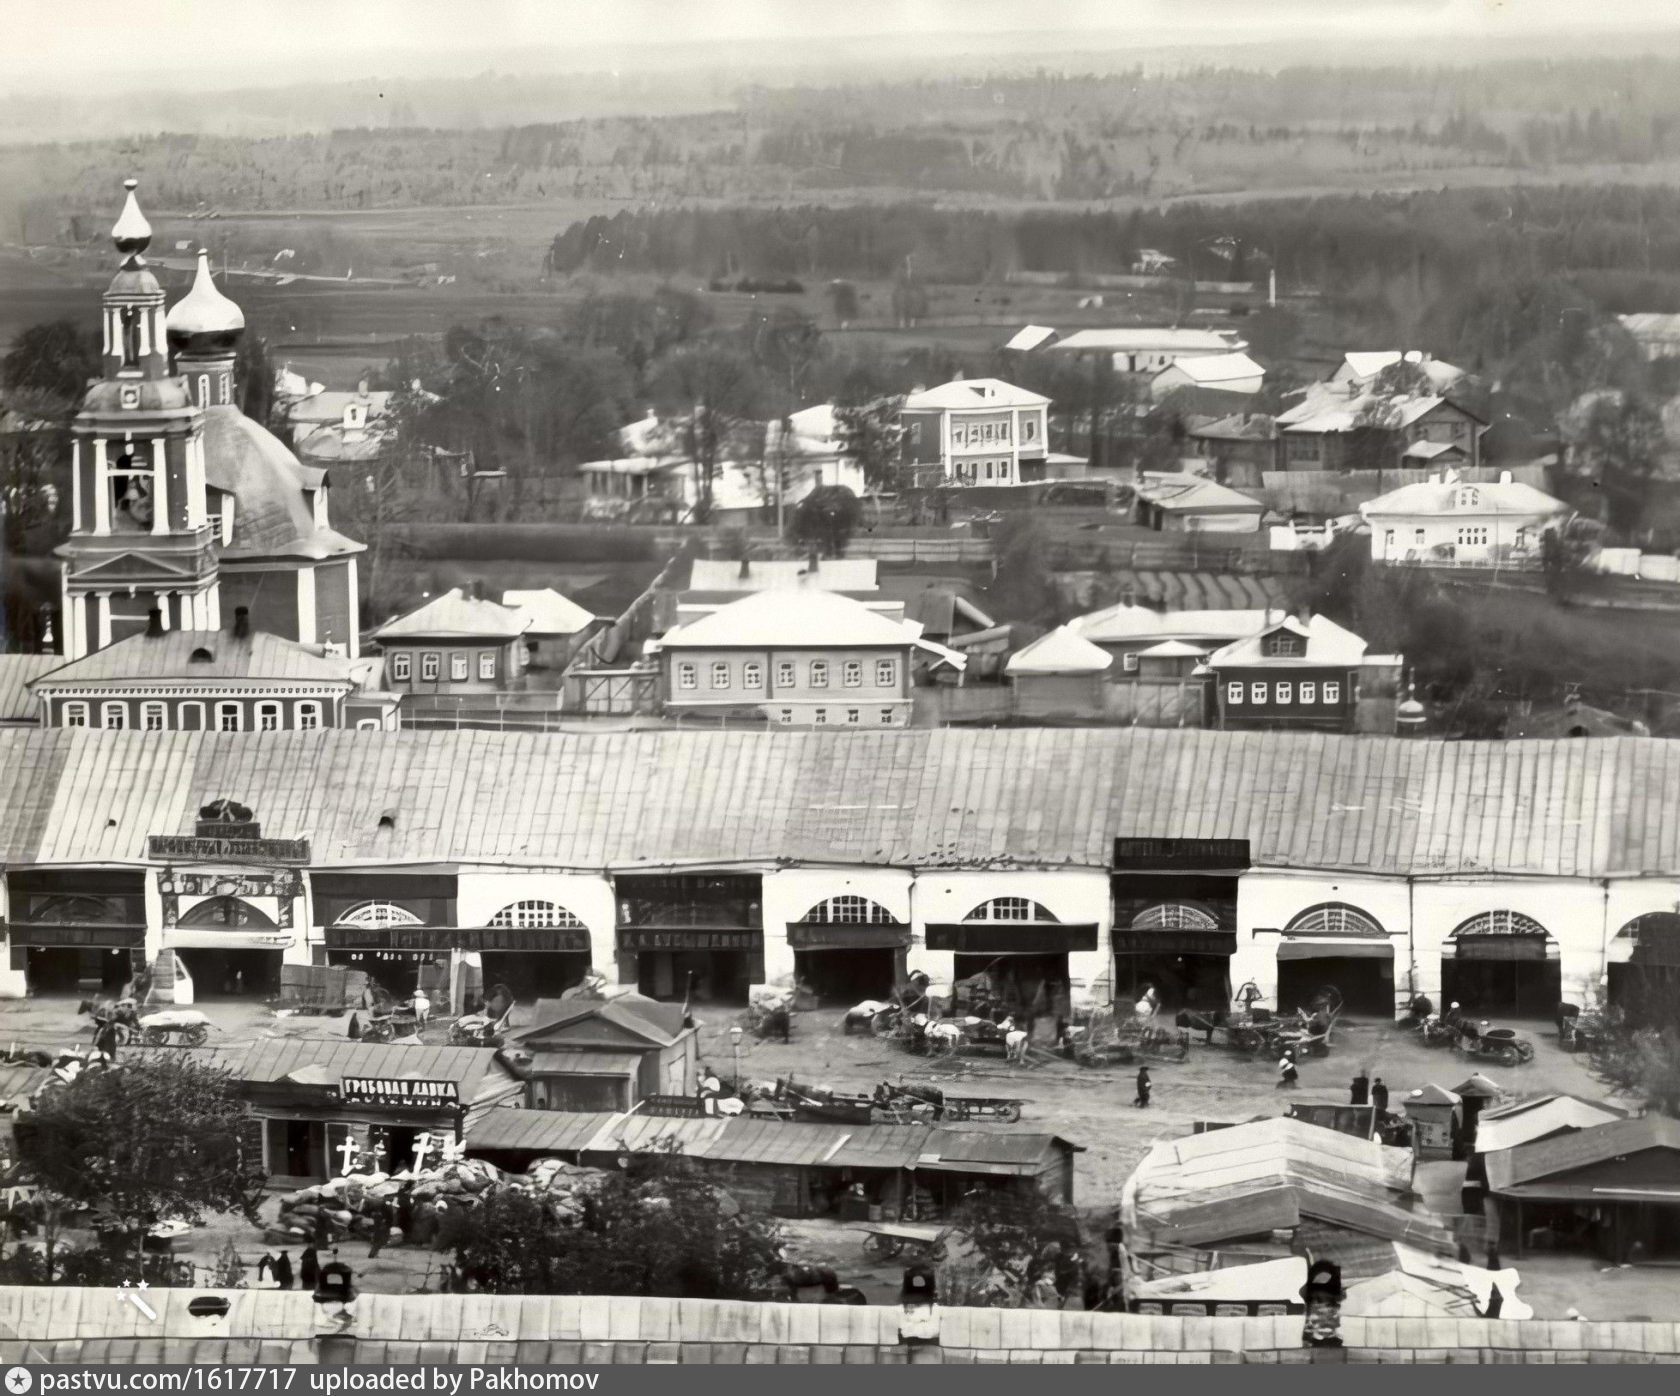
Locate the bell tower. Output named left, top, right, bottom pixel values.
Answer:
left=55, top=179, right=218, bottom=660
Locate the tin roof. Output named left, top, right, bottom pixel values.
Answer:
left=1485, top=1115, right=1680, bottom=1194
left=465, top=1108, right=619, bottom=1153
left=1473, top=1095, right=1625, bottom=1155
left=228, top=1040, right=512, bottom=1099
left=374, top=588, right=529, bottom=642
left=10, top=726, right=1680, bottom=880
left=0, top=655, right=57, bottom=722
left=28, top=630, right=359, bottom=687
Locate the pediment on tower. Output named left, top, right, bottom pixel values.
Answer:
left=67, top=550, right=201, bottom=584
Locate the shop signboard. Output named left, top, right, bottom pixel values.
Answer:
left=338, top=1077, right=460, bottom=1108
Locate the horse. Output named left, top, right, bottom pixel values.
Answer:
left=772, top=1253, right=840, bottom=1300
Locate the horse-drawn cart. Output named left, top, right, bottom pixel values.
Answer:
left=856, top=1221, right=949, bottom=1263
left=940, top=1095, right=1024, bottom=1123
left=135, top=1009, right=211, bottom=1047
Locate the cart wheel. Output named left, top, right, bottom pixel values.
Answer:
left=1518, top=1043, right=1535, bottom=1062
left=142, top=1027, right=165, bottom=1046
left=185, top=1024, right=209, bottom=1047
left=872, top=1011, right=899, bottom=1039
left=1496, top=1045, right=1520, bottom=1068
left=997, top=1102, right=1022, bottom=1123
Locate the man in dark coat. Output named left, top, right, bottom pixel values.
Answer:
left=1371, top=1077, right=1390, bottom=1113
left=299, top=1247, right=320, bottom=1293
left=1350, top=1070, right=1370, bottom=1105
left=1134, top=1066, right=1151, bottom=1108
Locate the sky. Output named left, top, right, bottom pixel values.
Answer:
left=3, top=0, right=1677, bottom=92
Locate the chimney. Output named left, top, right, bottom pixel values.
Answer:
left=145, top=608, right=164, bottom=638
left=232, top=606, right=250, bottom=639
left=807, top=548, right=820, bottom=574
left=1499, top=469, right=1512, bottom=485
left=738, top=556, right=751, bottom=580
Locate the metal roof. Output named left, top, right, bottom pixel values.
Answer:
left=374, top=589, right=528, bottom=641
left=12, top=727, right=1680, bottom=880
left=0, top=655, right=56, bottom=722
left=527, top=1051, right=643, bottom=1078
left=232, top=1040, right=509, bottom=1098
left=28, top=630, right=359, bottom=687
left=465, top=1109, right=619, bottom=1153
left=1473, top=1095, right=1625, bottom=1156
left=1485, top=1115, right=1680, bottom=1193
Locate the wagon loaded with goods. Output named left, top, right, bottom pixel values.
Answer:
left=870, top=1081, right=1024, bottom=1124
left=135, top=1009, right=212, bottom=1047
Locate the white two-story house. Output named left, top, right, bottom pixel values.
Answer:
left=899, top=378, right=1050, bottom=486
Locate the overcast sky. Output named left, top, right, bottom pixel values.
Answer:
left=8, top=0, right=1678, bottom=90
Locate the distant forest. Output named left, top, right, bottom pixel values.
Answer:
left=12, top=57, right=1680, bottom=236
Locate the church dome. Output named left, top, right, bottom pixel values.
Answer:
left=111, top=178, right=151, bottom=261
left=168, top=249, right=245, bottom=352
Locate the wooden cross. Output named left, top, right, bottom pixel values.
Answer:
left=410, top=1132, right=433, bottom=1174
left=438, top=1134, right=467, bottom=1165
left=336, top=1135, right=360, bottom=1176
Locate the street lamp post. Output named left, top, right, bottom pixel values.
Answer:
left=729, top=1023, right=744, bottom=1092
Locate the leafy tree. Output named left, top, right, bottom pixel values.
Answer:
left=946, top=1188, right=1083, bottom=1304
left=988, top=514, right=1059, bottom=627
left=651, top=344, right=764, bottom=522
left=0, top=393, right=67, bottom=552
left=1561, top=391, right=1665, bottom=537
left=744, top=307, right=824, bottom=407
left=233, top=331, right=278, bottom=433
left=1586, top=977, right=1680, bottom=1117
left=440, top=1155, right=782, bottom=1298
left=833, top=394, right=905, bottom=493
left=790, top=484, right=861, bottom=557
left=18, top=1056, right=265, bottom=1261
left=1, top=321, right=98, bottom=409
left=1540, top=518, right=1598, bottom=604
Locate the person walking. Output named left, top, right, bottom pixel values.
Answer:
left=1277, top=1055, right=1299, bottom=1089
left=270, top=1250, right=294, bottom=1290
left=410, top=988, right=431, bottom=1027
left=1350, top=1069, right=1370, bottom=1105
left=1134, top=1066, right=1151, bottom=1108
left=1371, top=1077, right=1390, bottom=1113
left=366, top=1203, right=392, bottom=1260
left=299, top=1246, right=320, bottom=1293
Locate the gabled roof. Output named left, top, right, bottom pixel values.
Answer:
left=1206, top=613, right=1369, bottom=669
left=1005, top=626, right=1113, bottom=676
left=508, top=994, right=689, bottom=1050
left=1400, top=1084, right=1462, bottom=1109
left=659, top=588, right=940, bottom=657
left=1072, top=604, right=1277, bottom=646
left=1401, top=439, right=1466, bottom=462
left=903, top=378, right=1049, bottom=411
left=1336, top=352, right=1466, bottom=389
left=1004, top=325, right=1059, bottom=352
left=1156, top=352, right=1265, bottom=387
left=1134, top=473, right=1265, bottom=515
left=1474, top=1095, right=1627, bottom=1156
left=1276, top=383, right=1481, bottom=436
left=1052, top=327, right=1242, bottom=355
left=1485, top=1115, right=1680, bottom=1194
left=1359, top=475, right=1569, bottom=521
left=374, top=588, right=529, bottom=642
left=28, top=629, right=360, bottom=687
left=904, top=586, right=994, bottom=636
left=218, top=1040, right=515, bottom=1101
left=285, top=389, right=393, bottom=427
left=501, top=589, right=595, bottom=637
left=1190, top=412, right=1277, bottom=443
left=1138, top=640, right=1208, bottom=659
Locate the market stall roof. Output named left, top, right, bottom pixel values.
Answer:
left=1131, top=1256, right=1306, bottom=1304
left=1121, top=1117, right=1453, bottom=1254
left=1401, top=1084, right=1462, bottom=1110
left=1485, top=1115, right=1680, bottom=1198
left=463, top=1109, right=619, bottom=1155
left=1452, top=1074, right=1503, bottom=1101
left=1474, top=1095, right=1624, bottom=1156
left=507, top=995, right=689, bottom=1050
left=526, top=1052, right=643, bottom=1078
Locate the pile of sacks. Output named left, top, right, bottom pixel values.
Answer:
left=497, top=1156, right=604, bottom=1223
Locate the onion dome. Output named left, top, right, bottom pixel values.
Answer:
left=168, top=248, right=245, bottom=352
left=111, top=178, right=152, bottom=264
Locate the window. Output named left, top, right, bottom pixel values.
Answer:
left=1457, top=487, right=1481, bottom=508
left=196, top=373, right=210, bottom=405
left=1458, top=526, right=1488, bottom=547
left=296, top=702, right=321, bottom=731
left=489, top=900, right=586, bottom=929
left=1414, top=528, right=1426, bottom=546
left=815, top=708, right=827, bottom=725
left=450, top=653, right=469, bottom=681
left=1286, top=435, right=1321, bottom=462
left=1299, top=682, right=1316, bottom=704
left=391, top=652, right=411, bottom=681
left=964, top=898, right=1058, bottom=923
left=847, top=709, right=860, bottom=724
left=801, top=895, right=896, bottom=925
left=952, top=424, right=967, bottom=446
left=101, top=702, right=126, bottom=730
left=217, top=703, right=242, bottom=732
left=810, top=661, right=829, bottom=688
left=1226, top=683, right=1242, bottom=704
left=711, top=661, right=731, bottom=689
left=1276, top=681, right=1292, bottom=704
left=843, top=661, right=862, bottom=687
left=1453, top=910, right=1549, bottom=941
left=999, top=420, right=1010, bottom=442
left=909, top=423, right=921, bottom=445
left=998, top=460, right=1010, bottom=480
left=880, top=708, right=894, bottom=724
left=356, top=718, right=380, bottom=731
left=1384, top=529, right=1395, bottom=551
left=336, top=901, right=423, bottom=929
left=256, top=702, right=281, bottom=732
left=1024, top=418, right=1037, bottom=442
left=218, top=372, right=231, bottom=405
left=1268, top=636, right=1300, bottom=657
left=984, top=461, right=994, bottom=480
left=743, top=662, right=763, bottom=689
left=478, top=651, right=496, bottom=681
left=678, top=663, right=697, bottom=690
left=875, top=659, right=896, bottom=687
left=982, top=423, right=994, bottom=443
left=1123, top=652, right=1140, bottom=673
left=779, top=709, right=793, bottom=724
left=776, top=661, right=795, bottom=688
left=421, top=653, right=440, bottom=682
left=142, top=702, right=166, bottom=731
left=1323, top=682, right=1341, bottom=704
left=1250, top=682, right=1268, bottom=704
left=1288, top=903, right=1385, bottom=938
left=1133, top=903, right=1220, bottom=930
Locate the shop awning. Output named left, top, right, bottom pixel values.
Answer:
left=1451, top=936, right=1553, bottom=962
left=616, top=928, right=762, bottom=952
left=1277, top=940, right=1394, bottom=961
left=2, top=922, right=146, bottom=949
left=925, top=924, right=1099, bottom=955
left=167, top=930, right=296, bottom=951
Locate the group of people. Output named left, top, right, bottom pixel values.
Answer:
left=1349, top=1069, right=1391, bottom=1112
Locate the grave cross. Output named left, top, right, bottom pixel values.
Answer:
left=410, top=1132, right=433, bottom=1174
left=337, top=1135, right=360, bottom=1176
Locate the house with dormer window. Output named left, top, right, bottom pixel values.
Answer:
left=1207, top=612, right=1372, bottom=733
left=1360, top=468, right=1571, bottom=567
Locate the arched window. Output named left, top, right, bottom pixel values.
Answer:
left=1452, top=911, right=1549, bottom=940
left=488, top=900, right=586, bottom=929
left=179, top=897, right=275, bottom=928
left=1286, top=903, right=1386, bottom=938
left=334, top=901, right=423, bottom=929
left=30, top=896, right=129, bottom=924
left=1616, top=913, right=1680, bottom=943
left=799, top=895, right=899, bottom=925
left=1132, top=903, right=1219, bottom=931
left=963, top=898, right=1058, bottom=923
